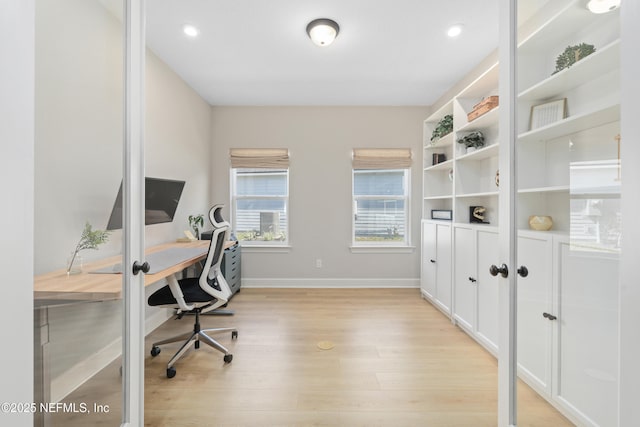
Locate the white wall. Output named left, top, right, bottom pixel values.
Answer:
left=0, top=1, right=34, bottom=426
left=34, top=0, right=211, bottom=399
left=210, top=106, right=429, bottom=287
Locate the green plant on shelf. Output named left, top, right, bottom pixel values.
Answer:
left=457, top=131, right=485, bottom=149
left=552, top=43, right=596, bottom=75
left=430, top=114, right=453, bottom=143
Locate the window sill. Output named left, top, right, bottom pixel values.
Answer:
left=350, top=246, right=415, bottom=254
left=239, top=244, right=292, bottom=253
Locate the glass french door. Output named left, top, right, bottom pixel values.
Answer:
left=498, top=0, right=622, bottom=425
left=33, top=0, right=146, bottom=425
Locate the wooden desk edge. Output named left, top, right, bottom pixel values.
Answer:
left=33, top=240, right=237, bottom=301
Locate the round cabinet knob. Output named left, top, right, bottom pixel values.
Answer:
left=517, top=266, right=529, bottom=278
left=489, top=264, right=509, bottom=278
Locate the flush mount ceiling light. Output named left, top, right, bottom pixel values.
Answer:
left=182, top=24, right=200, bottom=38
left=586, top=0, right=621, bottom=13
left=306, top=18, right=340, bottom=47
left=447, top=24, right=463, bottom=38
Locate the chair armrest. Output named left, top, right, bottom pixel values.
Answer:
left=166, top=274, right=194, bottom=312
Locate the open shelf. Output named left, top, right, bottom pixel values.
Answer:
left=425, top=132, right=454, bottom=149
left=519, top=39, right=620, bottom=101
left=518, top=185, right=569, bottom=194
left=425, top=159, right=454, bottom=172
left=456, top=143, right=499, bottom=162
left=518, top=103, right=620, bottom=143
left=457, top=191, right=499, bottom=198
left=457, top=106, right=500, bottom=133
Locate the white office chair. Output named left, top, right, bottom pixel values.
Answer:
left=148, top=205, right=238, bottom=378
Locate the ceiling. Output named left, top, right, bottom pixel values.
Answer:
left=141, top=0, right=504, bottom=106
left=128, top=1, right=550, bottom=107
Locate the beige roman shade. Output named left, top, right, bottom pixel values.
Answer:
left=230, top=148, right=289, bottom=169
left=352, top=148, right=412, bottom=169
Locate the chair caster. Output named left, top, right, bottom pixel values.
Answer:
left=231, top=331, right=238, bottom=339
left=195, top=340, right=200, bottom=349
left=223, top=354, right=233, bottom=363
left=150, top=346, right=161, bottom=357
left=167, top=367, right=176, bottom=378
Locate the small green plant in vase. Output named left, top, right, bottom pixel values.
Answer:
left=188, top=214, right=204, bottom=239
left=67, top=221, right=111, bottom=275
left=457, top=131, right=485, bottom=153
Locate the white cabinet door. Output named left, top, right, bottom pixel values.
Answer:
left=435, top=223, right=452, bottom=314
left=421, top=221, right=436, bottom=299
left=476, top=229, right=499, bottom=352
left=453, top=226, right=476, bottom=331
left=421, top=221, right=452, bottom=314
left=556, top=240, right=618, bottom=427
left=517, top=233, right=553, bottom=395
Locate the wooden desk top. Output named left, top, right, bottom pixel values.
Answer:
left=34, top=240, right=236, bottom=301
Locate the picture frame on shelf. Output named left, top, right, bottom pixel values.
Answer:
left=431, top=209, right=452, bottom=221
left=530, top=98, right=567, bottom=130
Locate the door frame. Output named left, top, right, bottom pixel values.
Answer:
left=121, top=0, right=146, bottom=426
left=497, top=0, right=517, bottom=425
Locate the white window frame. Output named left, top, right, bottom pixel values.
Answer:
left=352, top=168, right=411, bottom=247
left=230, top=167, right=289, bottom=247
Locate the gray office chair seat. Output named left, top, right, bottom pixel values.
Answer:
left=147, top=205, right=237, bottom=378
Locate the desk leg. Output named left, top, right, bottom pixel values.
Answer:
left=34, top=307, right=51, bottom=427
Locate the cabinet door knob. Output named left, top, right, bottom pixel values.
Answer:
left=468, top=277, right=477, bottom=283
left=542, top=312, right=557, bottom=321
left=517, top=266, right=529, bottom=278
left=489, top=264, right=509, bottom=278
left=430, top=259, right=436, bottom=263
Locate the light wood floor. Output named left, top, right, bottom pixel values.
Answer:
left=52, top=288, right=573, bottom=426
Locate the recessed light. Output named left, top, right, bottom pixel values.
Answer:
left=587, top=0, right=621, bottom=14
left=182, top=24, right=200, bottom=38
left=447, top=24, right=463, bottom=38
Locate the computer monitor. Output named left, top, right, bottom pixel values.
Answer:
left=106, top=177, right=186, bottom=230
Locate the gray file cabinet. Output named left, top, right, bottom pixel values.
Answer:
left=221, top=242, right=241, bottom=297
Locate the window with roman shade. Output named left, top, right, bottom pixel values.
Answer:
left=230, top=148, right=290, bottom=245
left=352, top=148, right=412, bottom=246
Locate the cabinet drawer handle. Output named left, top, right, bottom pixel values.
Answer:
left=542, top=312, right=557, bottom=321
left=430, top=259, right=436, bottom=263
left=517, top=266, right=529, bottom=278
left=468, top=277, right=477, bottom=283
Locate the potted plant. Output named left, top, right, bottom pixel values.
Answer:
left=430, top=114, right=453, bottom=143
left=188, top=214, right=204, bottom=239
left=67, top=221, right=111, bottom=274
left=457, top=131, right=485, bottom=153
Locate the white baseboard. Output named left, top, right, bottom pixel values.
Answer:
left=50, top=308, right=172, bottom=402
left=241, top=277, right=420, bottom=288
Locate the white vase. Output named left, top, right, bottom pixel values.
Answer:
left=466, top=146, right=477, bottom=153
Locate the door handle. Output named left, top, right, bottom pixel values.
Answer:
left=489, top=264, right=509, bottom=278
left=468, top=277, right=477, bottom=283
left=132, top=261, right=150, bottom=275
left=542, top=312, right=557, bottom=321
left=517, top=266, right=529, bottom=278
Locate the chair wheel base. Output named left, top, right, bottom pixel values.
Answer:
left=167, top=367, right=176, bottom=378
left=150, top=346, right=161, bottom=357
left=231, top=331, right=238, bottom=339
left=223, top=354, right=233, bottom=363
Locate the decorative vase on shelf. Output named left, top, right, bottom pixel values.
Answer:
left=67, top=251, right=83, bottom=275
left=466, top=146, right=477, bottom=153
left=528, top=215, right=553, bottom=231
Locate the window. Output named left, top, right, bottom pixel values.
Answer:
left=230, top=149, right=289, bottom=245
left=352, top=149, right=411, bottom=246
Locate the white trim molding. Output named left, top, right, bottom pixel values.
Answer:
left=241, top=278, right=420, bottom=288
